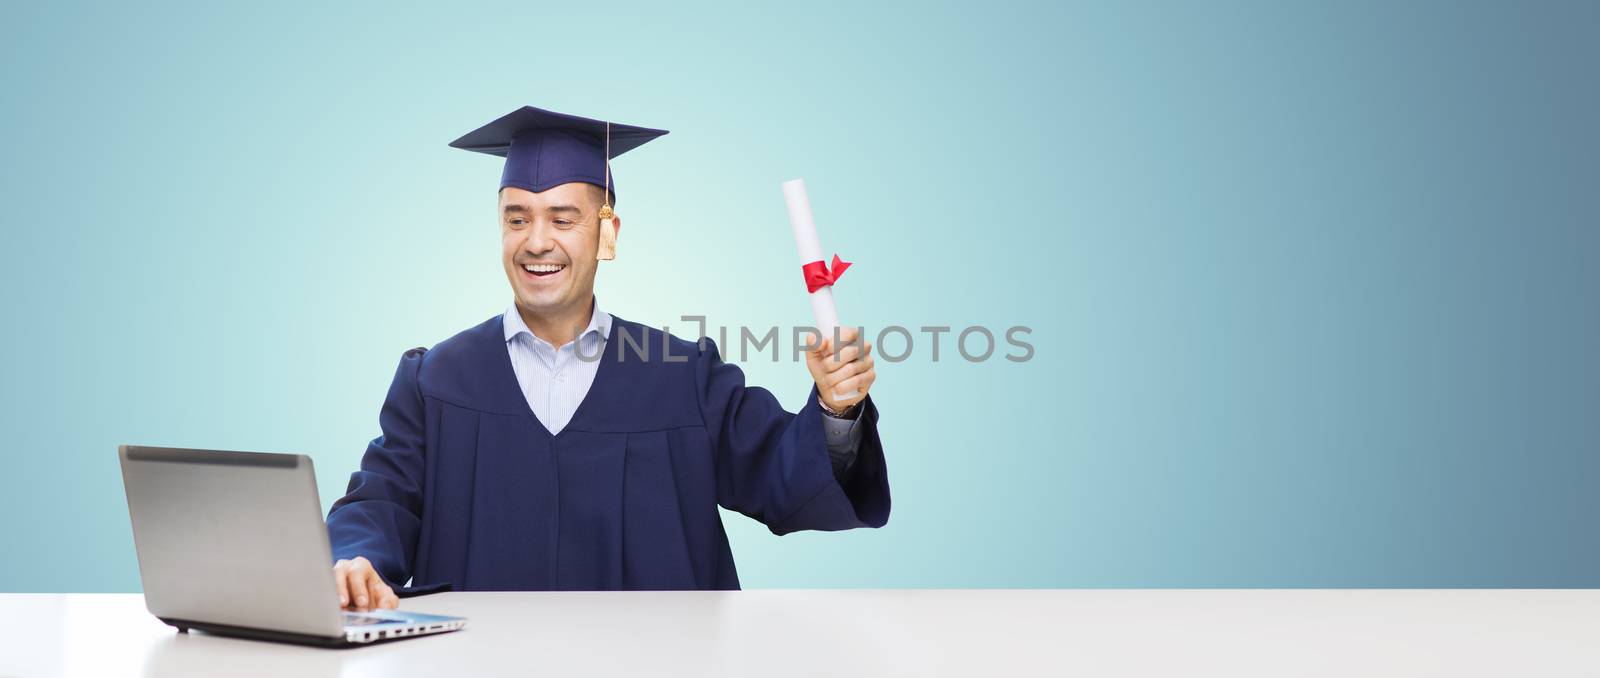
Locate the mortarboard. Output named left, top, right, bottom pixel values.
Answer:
left=448, top=105, right=668, bottom=205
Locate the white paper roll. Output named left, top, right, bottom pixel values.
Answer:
left=782, top=178, right=858, bottom=401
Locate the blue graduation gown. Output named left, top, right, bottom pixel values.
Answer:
left=326, top=314, right=889, bottom=592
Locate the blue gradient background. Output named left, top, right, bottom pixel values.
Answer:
left=2, top=1, right=1597, bottom=591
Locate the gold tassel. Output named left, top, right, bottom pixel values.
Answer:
left=597, top=204, right=617, bottom=260
left=596, top=119, right=618, bottom=261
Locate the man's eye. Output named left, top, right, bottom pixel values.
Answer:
left=555, top=219, right=574, bottom=227
left=508, top=218, right=527, bottom=227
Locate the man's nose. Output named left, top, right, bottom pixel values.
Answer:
left=521, top=222, right=557, bottom=256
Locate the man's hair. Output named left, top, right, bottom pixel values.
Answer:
left=587, top=183, right=610, bottom=209
left=497, top=183, right=612, bottom=211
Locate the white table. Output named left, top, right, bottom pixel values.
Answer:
left=1, top=590, right=1595, bottom=677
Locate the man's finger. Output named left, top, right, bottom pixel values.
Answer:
left=811, top=336, right=833, bottom=359
left=843, top=363, right=877, bottom=398
left=349, top=570, right=370, bottom=610
left=831, top=374, right=865, bottom=400
left=333, top=560, right=351, bottom=607
left=826, top=350, right=872, bottom=374
left=831, top=344, right=860, bottom=364
left=367, top=576, right=391, bottom=612
left=831, top=339, right=872, bottom=365
left=341, top=569, right=361, bottom=610
left=824, top=362, right=865, bottom=389
left=826, top=355, right=873, bottom=382
left=349, top=568, right=371, bottom=609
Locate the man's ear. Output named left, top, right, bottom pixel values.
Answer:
left=597, top=214, right=619, bottom=261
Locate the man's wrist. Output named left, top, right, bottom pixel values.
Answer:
left=818, top=397, right=858, bottom=419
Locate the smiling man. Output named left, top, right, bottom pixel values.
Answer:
left=324, top=106, right=890, bottom=610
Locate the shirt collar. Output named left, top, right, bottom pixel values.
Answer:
left=503, top=297, right=612, bottom=348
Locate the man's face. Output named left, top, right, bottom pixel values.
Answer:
left=500, top=183, right=606, bottom=316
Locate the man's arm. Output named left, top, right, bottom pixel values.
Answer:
left=325, top=347, right=430, bottom=610
left=696, top=331, right=890, bottom=535
left=821, top=404, right=865, bottom=476
left=813, top=329, right=873, bottom=478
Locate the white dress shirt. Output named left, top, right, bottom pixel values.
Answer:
left=503, top=299, right=612, bottom=435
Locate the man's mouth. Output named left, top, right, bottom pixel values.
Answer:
left=521, top=263, right=567, bottom=279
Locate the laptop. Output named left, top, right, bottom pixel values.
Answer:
left=118, top=445, right=467, bottom=647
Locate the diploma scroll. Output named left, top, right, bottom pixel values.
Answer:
left=782, top=178, right=858, bottom=401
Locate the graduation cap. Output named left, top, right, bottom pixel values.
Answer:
left=448, top=105, right=669, bottom=206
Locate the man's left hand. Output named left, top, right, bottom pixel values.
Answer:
left=805, top=326, right=875, bottom=415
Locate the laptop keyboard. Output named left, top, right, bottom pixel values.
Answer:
left=343, top=613, right=395, bottom=626
left=343, top=612, right=465, bottom=641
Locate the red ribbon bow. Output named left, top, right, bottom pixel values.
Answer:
left=801, top=254, right=852, bottom=293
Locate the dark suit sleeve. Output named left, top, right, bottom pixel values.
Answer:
left=326, top=348, right=431, bottom=591
left=821, top=409, right=864, bottom=477
left=694, top=339, right=890, bottom=535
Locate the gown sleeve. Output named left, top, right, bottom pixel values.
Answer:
left=326, top=347, right=445, bottom=595
left=694, top=339, right=890, bottom=535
